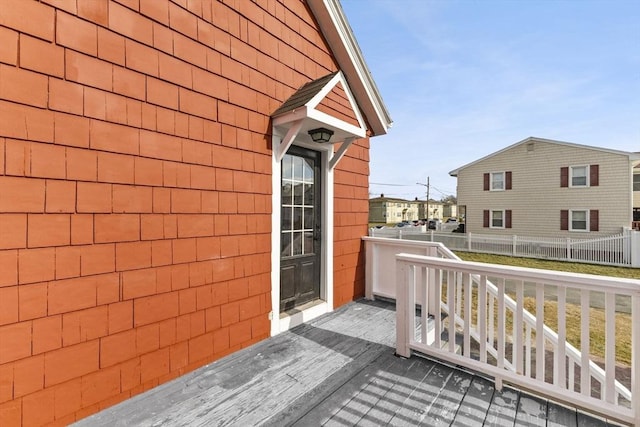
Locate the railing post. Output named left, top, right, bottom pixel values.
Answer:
left=467, top=232, right=472, bottom=251
left=566, top=237, right=572, bottom=260
left=512, top=235, right=517, bottom=256
left=395, top=259, right=411, bottom=358
left=364, top=239, right=374, bottom=300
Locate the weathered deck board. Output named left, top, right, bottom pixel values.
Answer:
left=74, top=299, right=626, bottom=427
left=450, top=375, right=495, bottom=426
left=547, top=402, right=578, bottom=427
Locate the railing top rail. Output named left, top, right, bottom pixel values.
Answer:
left=363, top=235, right=444, bottom=248
left=396, top=253, right=640, bottom=294
left=363, top=236, right=459, bottom=259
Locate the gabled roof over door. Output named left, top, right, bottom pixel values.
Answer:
left=307, top=0, right=392, bottom=137
left=272, top=71, right=368, bottom=169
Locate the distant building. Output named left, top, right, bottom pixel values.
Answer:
left=450, top=137, right=640, bottom=236
left=369, top=195, right=448, bottom=223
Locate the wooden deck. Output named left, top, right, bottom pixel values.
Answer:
left=75, top=299, right=623, bottom=426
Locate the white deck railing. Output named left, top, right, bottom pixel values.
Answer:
left=363, top=236, right=640, bottom=426
left=397, top=254, right=640, bottom=426
left=369, top=227, right=640, bottom=267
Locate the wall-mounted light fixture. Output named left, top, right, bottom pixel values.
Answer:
left=308, top=127, right=334, bottom=143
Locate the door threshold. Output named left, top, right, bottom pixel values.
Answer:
left=277, top=299, right=329, bottom=332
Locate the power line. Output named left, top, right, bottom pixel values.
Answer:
left=370, top=182, right=413, bottom=187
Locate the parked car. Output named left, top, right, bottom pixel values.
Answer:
left=452, top=223, right=465, bottom=233
left=445, top=218, right=458, bottom=223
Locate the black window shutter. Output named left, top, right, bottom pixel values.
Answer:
left=590, top=164, right=599, bottom=186
left=560, top=210, right=569, bottom=230
left=560, top=167, right=569, bottom=187
left=483, top=173, right=490, bottom=191
left=505, top=210, right=512, bottom=228
left=590, top=210, right=599, bottom=231
left=483, top=210, right=489, bottom=227
left=505, top=171, right=512, bottom=190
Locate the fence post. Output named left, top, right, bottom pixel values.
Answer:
left=512, top=235, right=517, bottom=256
left=629, top=229, right=640, bottom=268
left=467, top=232, right=472, bottom=251
left=566, top=237, right=572, bottom=260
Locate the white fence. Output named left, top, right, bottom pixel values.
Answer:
left=363, top=236, right=640, bottom=425
left=369, top=227, right=640, bottom=268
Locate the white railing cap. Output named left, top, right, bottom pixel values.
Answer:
left=396, top=253, right=640, bottom=294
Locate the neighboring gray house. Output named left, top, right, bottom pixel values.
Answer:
left=449, top=137, right=640, bottom=237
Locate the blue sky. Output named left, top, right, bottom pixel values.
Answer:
left=340, top=0, right=640, bottom=201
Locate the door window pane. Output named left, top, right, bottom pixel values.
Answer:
left=292, top=231, right=303, bottom=255
left=293, top=156, right=303, bottom=180
left=303, top=183, right=314, bottom=204
left=293, top=182, right=303, bottom=205
left=282, top=206, right=292, bottom=230
left=304, top=207, right=313, bottom=229
left=293, top=207, right=303, bottom=229
left=281, top=232, right=291, bottom=257
left=304, top=231, right=314, bottom=254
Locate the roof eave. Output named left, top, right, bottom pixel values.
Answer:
left=308, top=0, right=392, bottom=137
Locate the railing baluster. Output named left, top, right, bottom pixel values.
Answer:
left=448, top=270, right=456, bottom=353
left=418, top=266, right=427, bottom=345
left=497, top=278, right=506, bottom=387
left=456, top=272, right=463, bottom=317
left=479, top=275, right=487, bottom=363
left=569, top=359, right=575, bottom=391
left=580, top=289, right=591, bottom=397
left=434, top=268, right=442, bottom=348
left=536, top=283, right=545, bottom=382
left=463, top=272, right=471, bottom=357
left=489, top=293, right=495, bottom=347
left=604, top=292, right=616, bottom=403
left=525, top=324, right=532, bottom=377
left=555, top=286, right=567, bottom=388
left=408, top=265, right=417, bottom=344
left=515, top=280, right=524, bottom=375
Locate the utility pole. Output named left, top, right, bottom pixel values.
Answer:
left=417, top=177, right=430, bottom=219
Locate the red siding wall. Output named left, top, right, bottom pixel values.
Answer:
left=333, top=139, right=369, bottom=306
left=0, top=0, right=371, bottom=425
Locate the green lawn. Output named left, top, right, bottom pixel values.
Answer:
left=454, top=251, right=640, bottom=279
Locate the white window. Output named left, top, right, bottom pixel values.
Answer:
left=570, top=166, right=588, bottom=187
left=570, top=210, right=588, bottom=231
left=491, top=172, right=505, bottom=191
left=491, top=210, right=504, bottom=228
left=634, top=173, right=640, bottom=191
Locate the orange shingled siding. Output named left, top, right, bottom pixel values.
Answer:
left=0, top=0, right=371, bottom=425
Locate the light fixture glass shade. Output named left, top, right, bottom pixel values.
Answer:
left=308, top=127, right=334, bottom=143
